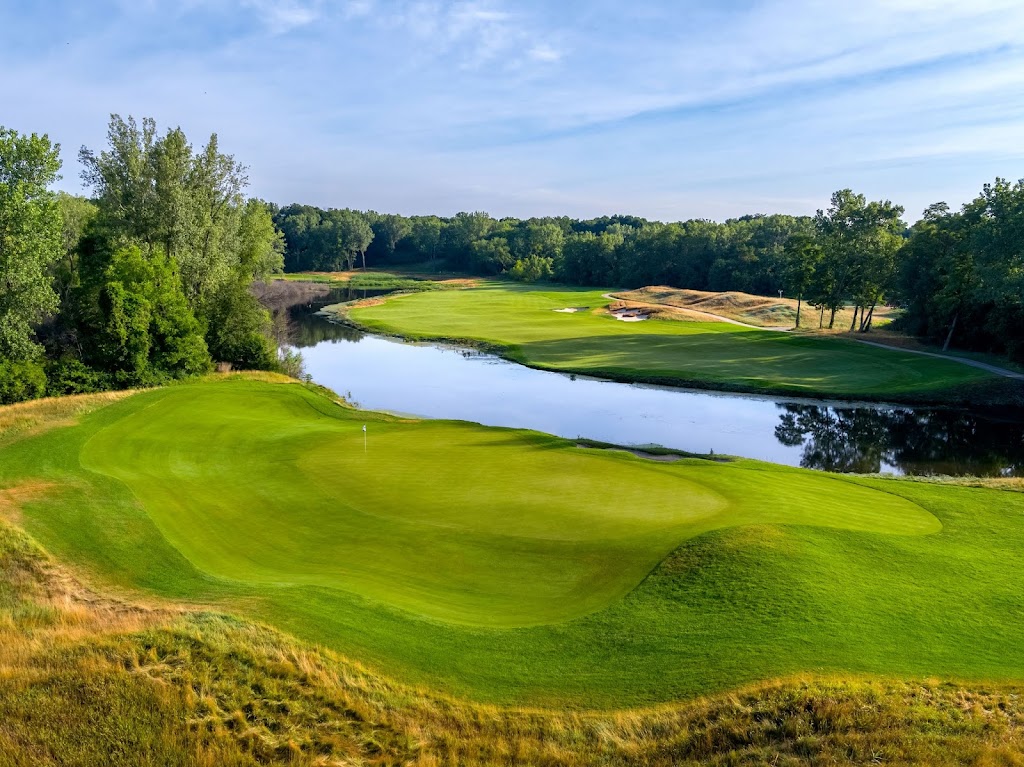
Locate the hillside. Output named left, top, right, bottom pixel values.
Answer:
left=614, top=286, right=897, bottom=329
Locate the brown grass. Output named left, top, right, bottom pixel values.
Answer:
left=616, top=286, right=898, bottom=330
left=0, top=391, right=135, bottom=448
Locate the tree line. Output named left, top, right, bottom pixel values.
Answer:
left=0, top=116, right=290, bottom=404
left=274, top=181, right=1024, bottom=359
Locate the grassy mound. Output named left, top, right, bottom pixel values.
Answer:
left=345, top=283, right=998, bottom=402
left=6, top=516, right=1024, bottom=766
left=615, top=285, right=897, bottom=328
left=3, top=378, right=1024, bottom=711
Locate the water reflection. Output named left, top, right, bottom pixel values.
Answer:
left=262, top=284, right=385, bottom=347
left=776, top=404, right=1024, bottom=476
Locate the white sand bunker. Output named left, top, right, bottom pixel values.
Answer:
left=611, top=308, right=650, bottom=322
left=553, top=307, right=590, bottom=313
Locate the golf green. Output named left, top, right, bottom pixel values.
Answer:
left=348, top=283, right=994, bottom=399
left=4, top=378, right=1024, bottom=707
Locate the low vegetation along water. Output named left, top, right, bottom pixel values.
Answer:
left=279, top=287, right=1024, bottom=477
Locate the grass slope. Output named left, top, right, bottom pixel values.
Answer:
left=614, top=285, right=897, bottom=328
left=346, top=283, right=996, bottom=401
left=6, top=516, right=1024, bottom=766
left=3, top=379, right=1024, bottom=710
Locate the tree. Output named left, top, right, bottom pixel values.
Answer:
left=508, top=255, right=554, bottom=282
left=813, top=189, right=904, bottom=329
left=442, top=211, right=493, bottom=268
left=373, top=214, right=411, bottom=259
left=236, top=199, right=285, bottom=282
left=0, top=127, right=63, bottom=364
left=408, top=217, right=442, bottom=264
left=53, top=193, right=98, bottom=303
left=469, top=237, right=514, bottom=274
left=323, top=209, right=373, bottom=271
left=79, top=115, right=284, bottom=371
left=781, top=234, right=823, bottom=329
left=85, top=245, right=210, bottom=385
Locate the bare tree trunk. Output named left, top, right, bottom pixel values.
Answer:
left=361, top=250, right=366, bottom=270
left=828, top=307, right=837, bottom=329
left=860, top=304, right=876, bottom=332
left=849, top=305, right=860, bottom=332
left=795, top=295, right=802, bottom=329
left=819, top=306, right=824, bottom=328
left=943, top=312, right=959, bottom=351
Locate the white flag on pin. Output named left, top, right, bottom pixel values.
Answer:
left=362, top=425, right=367, bottom=432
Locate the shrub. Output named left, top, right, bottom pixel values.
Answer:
left=0, top=358, right=47, bottom=404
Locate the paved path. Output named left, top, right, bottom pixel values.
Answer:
left=855, top=340, right=1024, bottom=380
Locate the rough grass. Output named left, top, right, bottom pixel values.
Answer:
left=0, top=390, right=134, bottom=447
left=279, top=271, right=472, bottom=291
left=345, top=283, right=1001, bottom=403
left=616, top=286, right=898, bottom=329
left=6, top=379, right=1024, bottom=712
left=5, top=513, right=1024, bottom=765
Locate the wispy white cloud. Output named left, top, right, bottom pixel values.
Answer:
left=241, top=0, right=321, bottom=31
left=1, top=0, right=1023, bottom=221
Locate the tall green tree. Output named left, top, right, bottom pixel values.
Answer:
left=85, top=245, right=210, bottom=385
left=79, top=115, right=283, bottom=368
left=781, top=234, right=823, bottom=329
left=323, top=209, right=373, bottom=271
left=0, top=127, right=63, bottom=363
left=813, top=190, right=904, bottom=329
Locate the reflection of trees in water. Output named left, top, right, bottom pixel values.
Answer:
left=775, top=403, right=1024, bottom=476
left=272, top=304, right=365, bottom=348
left=262, top=286, right=393, bottom=348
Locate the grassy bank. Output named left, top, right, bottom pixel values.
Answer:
left=7, top=513, right=1024, bottom=765
left=4, top=378, right=1024, bottom=712
left=343, top=282, right=1013, bottom=404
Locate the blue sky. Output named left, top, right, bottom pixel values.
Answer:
left=3, top=0, right=1024, bottom=221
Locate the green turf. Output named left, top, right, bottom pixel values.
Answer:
left=5, top=379, right=1024, bottom=708
left=347, top=283, right=994, bottom=399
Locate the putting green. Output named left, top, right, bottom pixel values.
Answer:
left=76, top=381, right=934, bottom=626
left=348, top=284, right=993, bottom=399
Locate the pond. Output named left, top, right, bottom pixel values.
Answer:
left=271, top=287, right=1024, bottom=477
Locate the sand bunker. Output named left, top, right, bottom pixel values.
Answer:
left=553, top=307, right=590, bottom=313
left=611, top=308, right=650, bottom=322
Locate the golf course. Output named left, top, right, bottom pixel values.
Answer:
left=344, top=283, right=1007, bottom=402
left=5, top=374, right=1024, bottom=711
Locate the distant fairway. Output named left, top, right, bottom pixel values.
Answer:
left=5, top=378, right=1024, bottom=707
left=347, top=283, right=995, bottom=400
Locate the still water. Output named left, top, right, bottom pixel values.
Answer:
left=275, top=289, right=1024, bottom=477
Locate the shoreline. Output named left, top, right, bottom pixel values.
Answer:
left=320, top=299, right=1024, bottom=409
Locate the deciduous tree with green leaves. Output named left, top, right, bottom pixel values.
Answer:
left=0, top=127, right=63, bottom=362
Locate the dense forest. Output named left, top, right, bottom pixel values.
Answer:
left=4, top=113, right=1024, bottom=407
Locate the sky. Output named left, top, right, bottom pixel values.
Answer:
left=3, top=0, right=1024, bottom=222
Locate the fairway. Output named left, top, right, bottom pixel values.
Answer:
left=347, top=283, right=994, bottom=399
left=5, top=378, right=1024, bottom=707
